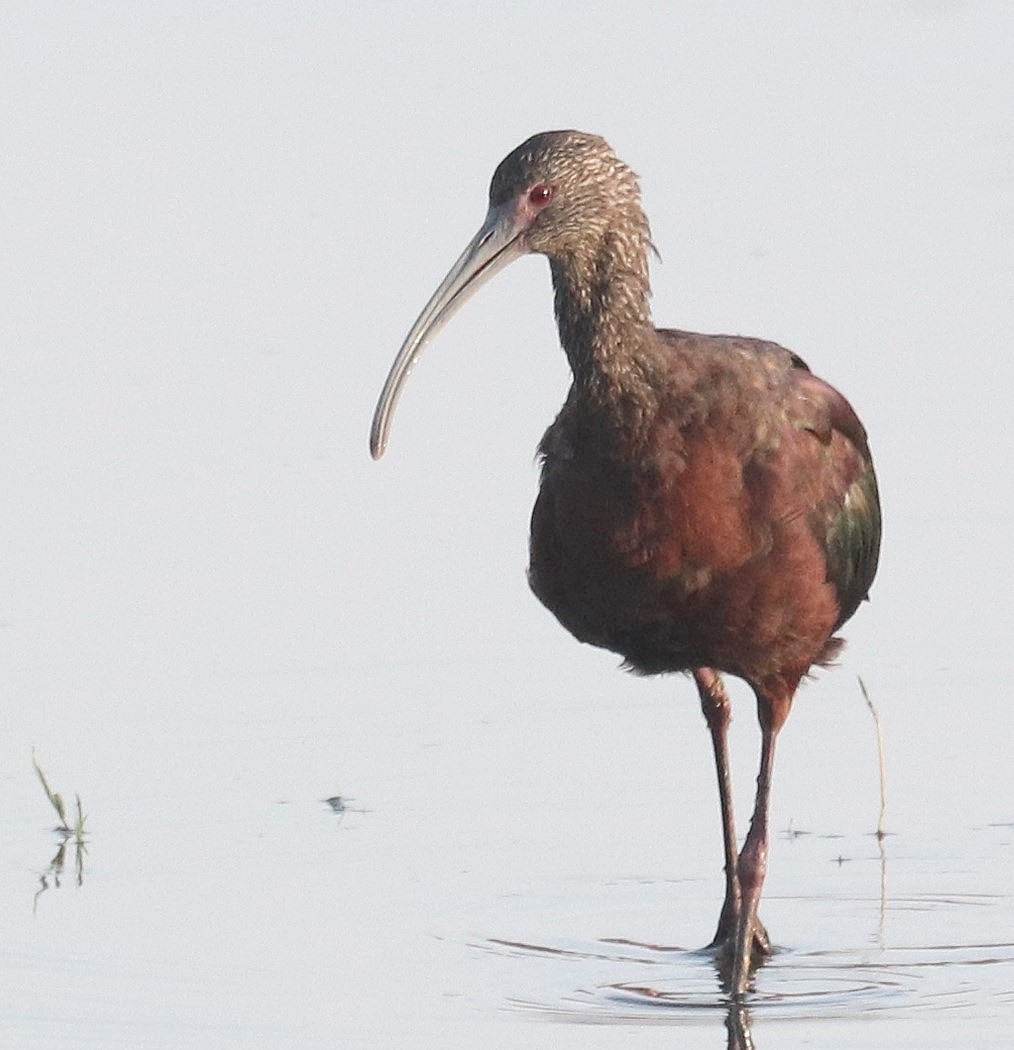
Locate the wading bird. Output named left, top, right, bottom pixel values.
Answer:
left=370, top=130, right=881, bottom=998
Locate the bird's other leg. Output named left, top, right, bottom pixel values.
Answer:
left=693, top=669, right=771, bottom=961
left=729, top=689, right=791, bottom=998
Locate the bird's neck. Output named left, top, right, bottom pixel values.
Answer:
left=549, top=228, right=659, bottom=423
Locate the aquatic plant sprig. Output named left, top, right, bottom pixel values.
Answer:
left=858, top=677, right=887, bottom=839
left=31, top=749, right=88, bottom=846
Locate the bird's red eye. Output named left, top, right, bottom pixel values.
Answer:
left=528, top=183, right=554, bottom=206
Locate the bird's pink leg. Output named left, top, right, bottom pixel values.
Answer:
left=694, top=669, right=741, bottom=942
left=694, top=669, right=771, bottom=970
left=730, top=703, right=783, bottom=997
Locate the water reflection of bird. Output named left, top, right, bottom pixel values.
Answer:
left=370, top=130, right=881, bottom=997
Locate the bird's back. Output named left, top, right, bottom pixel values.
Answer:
left=528, top=330, right=881, bottom=692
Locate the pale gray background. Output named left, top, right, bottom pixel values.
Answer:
left=1, top=3, right=1011, bottom=1047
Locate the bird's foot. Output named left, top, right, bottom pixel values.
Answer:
left=708, top=914, right=772, bottom=994
left=708, top=907, right=772, bottom=962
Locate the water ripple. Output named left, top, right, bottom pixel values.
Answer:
left=480, top=934, right=1014, bottom=1024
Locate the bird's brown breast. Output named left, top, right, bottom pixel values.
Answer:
left=528, top=376, right=848, bottom=687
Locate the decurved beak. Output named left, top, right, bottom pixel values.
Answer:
left=370, top=200, right=528, bottom=459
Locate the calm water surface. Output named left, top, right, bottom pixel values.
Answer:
left=3, top=666, right=1012, bottom=1048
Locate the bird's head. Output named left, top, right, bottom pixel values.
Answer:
left=370, top=130, right=648, bottom=459
left=487, top=130, right=644, bottom=260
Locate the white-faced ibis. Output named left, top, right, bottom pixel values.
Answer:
left=370, top=130, right=881, bottom=998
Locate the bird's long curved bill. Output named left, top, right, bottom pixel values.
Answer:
left=370, top=202, right=527, bottom=459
